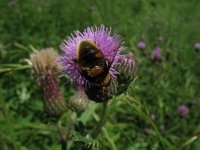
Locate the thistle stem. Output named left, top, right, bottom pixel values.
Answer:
left=61, top=137, right=67, bottom=150
left=57, top=121, right=72, bottom=150
left=92, top=101, right=108, bottom=139
left=61, top=138, right=67, bottom=150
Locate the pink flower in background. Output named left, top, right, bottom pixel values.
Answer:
left=150, top=114, right=156, bottom=121
left=137, top=41, right=146, bottom=50
left=178, top=105, right=189, bottom=117
left=194, top=42, right=200, bottom=51
left=151, top=47, right=162, bottom=60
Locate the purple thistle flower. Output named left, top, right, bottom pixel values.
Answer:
left=178, top=105, right=189, bottom=117
left=59, top=25, right=126, bottom=87
left=151, top=47, right=162, bottom=60
left=137, top=41, right=146, bottom=50
left=150, top=114, right=156, bottom=121
left=194, top=42, right=200, bottom=51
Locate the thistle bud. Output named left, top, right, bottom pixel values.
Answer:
left=69, top=89, right=90, bottom=113
left=85, top=77, right=118, bottom=103
left=114, top=55, right=137, bottom=95
left=30, top=48, right=66, bottom=117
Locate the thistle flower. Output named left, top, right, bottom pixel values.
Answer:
left=30, top=48, right=66, bottom=117
left=194, top=42, right=200, bottom=52
left=178, top=105, right=189, bottom=117
left=59, top=25, right=126, bottom=87
left=137, top=41, right=146, bottom=50
left=59, top=25, right=133, bottom=102
left=150, top=114, right=156, bottom=121
left=151, top=47, right=162, bottom=61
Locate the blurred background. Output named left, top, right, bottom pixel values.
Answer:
left=0, top=0, right=200, bottom=149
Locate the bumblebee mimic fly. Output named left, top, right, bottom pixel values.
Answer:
left=74, top=39, right=114, bottom=87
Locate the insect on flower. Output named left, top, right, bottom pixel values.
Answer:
left=60, top=25, right=126, bottom=88
left=74, top=39, right=116, bottom=87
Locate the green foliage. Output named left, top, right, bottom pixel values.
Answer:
left=0, top=0, right=200, bottom=149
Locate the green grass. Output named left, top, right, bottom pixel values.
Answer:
left=0, top=0, right=200, bottom=149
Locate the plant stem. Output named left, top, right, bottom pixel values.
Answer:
left=91, top=101, right=108, bottom=139
left=57, top=121, right=72, bottom=150
left=61, top=137, right=67, bottom=150
left=82, top=102, right=108, bottom=150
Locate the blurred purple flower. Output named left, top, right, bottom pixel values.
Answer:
left=150, top=114, right=156, bottom=121
left=59, top=25, right=126, bottom=87
left=137, top=41, right=146, bottom=50
left=194, top=42, right=200, bottom=51
left=178, top=105, right=189, bottom=117
left=151, top=47, right=162, bottom=60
